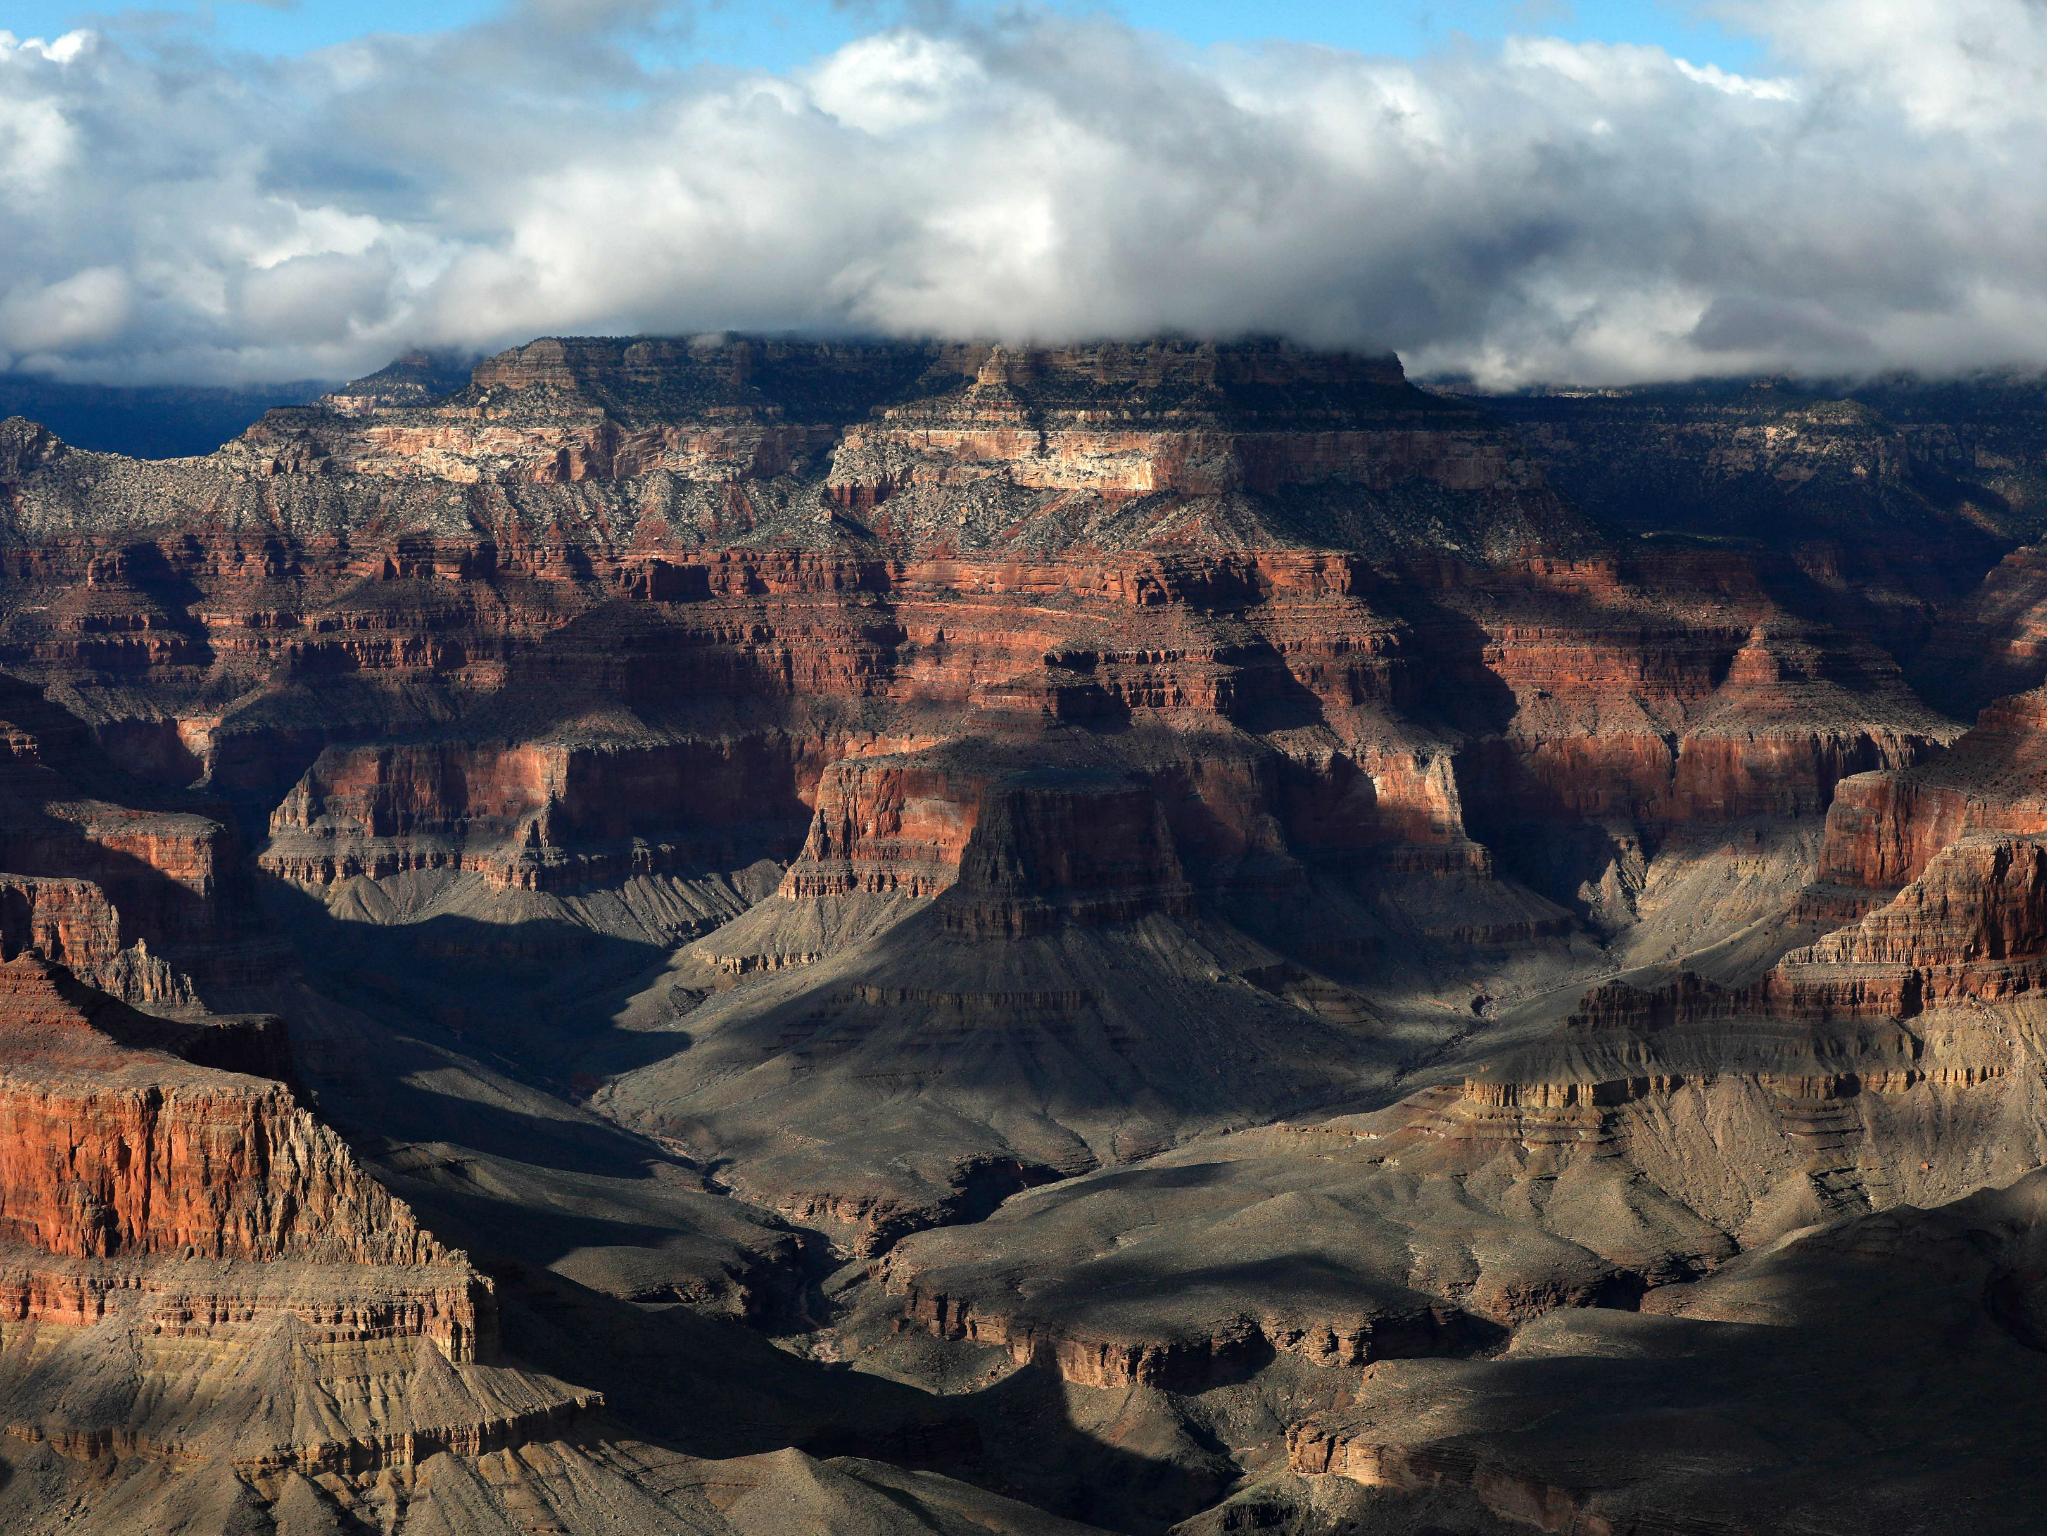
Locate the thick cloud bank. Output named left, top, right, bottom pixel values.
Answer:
left=0, top=0, right=2040, bottom=386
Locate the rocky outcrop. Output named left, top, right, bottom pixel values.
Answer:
left=0, top=345, right=1978, bottom=964
left=0, top=339, right=2040, bottom=1534
left=0, top=677, right=274, bottom=1002
left=1786, top=832, right=2043, bottom=1002
left=821, top=341, right=1544, bottom=517
left=1811, top=688, right=2042, bottom=894
left=777, top=751, right=980, bottom=900
left=863, top=715, right=2046, bottom=1396
left=1563, top=833, right=2043, bottom=1029
left=1552, top=690, right=2045, bottom=1035
left=262, top=734, right=825, bottom=891
left=771, top=1153, right=1064, bottom=1261
left=0, top=957, right=474, bottom=1332
left=942, top=766, right=1194, bottom=938
left=0, top=873, right=191, bottom=1007
left=1288, top=1180, right=2047, bottom=1536
left=0, top=953, right=608, bottom=1494
left=887, top=1276, right=1491, bottom=1391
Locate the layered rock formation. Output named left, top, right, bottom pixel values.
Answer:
left=0, top=871, right=190, bottom=1007
left=1284, top=1178, right=2045, bottom=1536
left=845, top=682, right=2042, bottom=1530
left=0, top=337, right=2038, bottom=1534
left=0, top=952, right=607, bottom=1488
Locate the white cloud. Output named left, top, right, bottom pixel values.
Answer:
left=0, top=28, right=94, bottom=63
left=0, top=94, right=75, bottom=198
left=0, top=2, right=2037, bottom=387
left=807, top=31, right=986, bottom=134
left=1718, top=0, right=2043, bottom=137
left=0, top=267, right=132, bottom=354
left=1673, top=59, right=1796, bottom=101
left=0, top=32, right=89, bottom=200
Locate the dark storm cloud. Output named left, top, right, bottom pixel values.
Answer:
left=0, top=0, right=2039, bottom=386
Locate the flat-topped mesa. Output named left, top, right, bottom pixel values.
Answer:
left=700, top=729, right=1509, bottom=985
left=774, top=748, right=1193, bottom=936
left=887, top=1278, right=1488, bottom=1393
left=865, top=996, right=2034, bottom=1405
left=824, top=339, right=1533, bottom=510
left=383, top=334, right=1520, bottom=513
left=780, top=752, right=981, bottom=900
left=2, top=334, right=1593, bottom=566
left=312, top=336, right=1010, bottom=492
left=460, top=334, right=936, bottom=419
left=861, top=1084, right=1742, bottom=1394
left=944, top=767, right=1194, bottom=937
left=431, top=336, right=925, bottom=487
left=466, top=335, right=1406, bottom=416
left=1490, top=376, right=2045, bottom=542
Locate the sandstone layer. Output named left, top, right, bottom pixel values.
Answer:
left=0, top=338, right=2037, bottom=1534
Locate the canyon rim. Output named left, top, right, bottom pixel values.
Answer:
left=0, top=3, right=2042, bottom=1533
left=0, top=333, right=2037, bottom=1533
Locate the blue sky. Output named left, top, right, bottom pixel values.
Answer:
left=6, top=1, right=1763, bottom=73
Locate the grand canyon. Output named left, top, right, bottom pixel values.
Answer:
left=0, top=333, right=2035, bottom=1533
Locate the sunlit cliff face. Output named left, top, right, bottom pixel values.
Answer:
left=0, top=326, right=2036, bottom=1531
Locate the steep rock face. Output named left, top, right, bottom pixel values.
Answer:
left=1448, top=571, right=1958, bottom=901
left=943, top=767, right=1194, bottom=939
left=1812, top=688, right=2043, bottom=895
left=856, top=683, right=2044, bottom=1399
left=0, top=954, right=609, bottom=1498
left=1563, top=835, right=2043, bottom=1028
left=0, top=873, right=190, bottom=1007
left=1566, top=689, right=2045, bottom=1031
left=0, top=341, right=2039, bottom=1534
left=0, top=341, right=2016, bottom=1238
left=262, top=734, right=822, bottom=890
left=781, top=752, right=983, bottom=899
left=1911, top=543, right=2048, bottom=714
left=820, top=342, right=1536, bottom=514
left=756, top=746, right=1201, bottom=944
left=1786, top=833, right=2042, bottom=1002
left=0, top=676, right=275, bottom=1004
left=0, top=344, right=1976, bottom=948
left=0, top=958, right=467, bottom=1312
